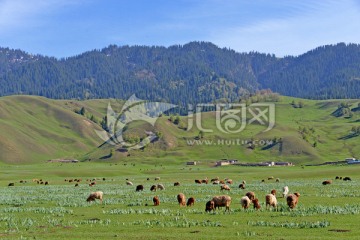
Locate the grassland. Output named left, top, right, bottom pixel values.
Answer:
left=0, top=162, right=360, bottom=239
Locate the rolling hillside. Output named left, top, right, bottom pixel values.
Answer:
left=0, top=96, right=103, bottom=163
left=0, top=95, right=359, bottom=165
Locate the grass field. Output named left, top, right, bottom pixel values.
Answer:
left=1, top=95, right=359, bottom=239
left=1, top=162, right=360, bottom=239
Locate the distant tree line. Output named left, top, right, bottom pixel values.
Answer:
left=1, top=42, right=359, bottom=105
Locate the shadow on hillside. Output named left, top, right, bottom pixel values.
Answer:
left=331, top=108, right=343, bottom=117
left=261, top=142, right=279, bottom=150
left=352, top=107, right=360, bottom=112
left=100, top=154, right=112, bottom=160
left=338, top=133, right=359, bottom=140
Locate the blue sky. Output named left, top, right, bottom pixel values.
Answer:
left=0, top=0, right=359, bottom=58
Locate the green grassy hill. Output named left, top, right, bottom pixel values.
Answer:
left=0, top=95, right=359, bottom=165
left=0, top=96, right=104, bottom=163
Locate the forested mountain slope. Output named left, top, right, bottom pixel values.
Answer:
left=0, top=42, right=359, bottom=104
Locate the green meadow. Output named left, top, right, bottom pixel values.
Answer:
left=0, top=95, right=359, bottom=239
left=0, top=163, right=360, bottom=239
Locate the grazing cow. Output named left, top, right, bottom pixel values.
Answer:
left=271, top=189, right=277, bottom=196
left=282, top=186, right=289, bottom=198
left=102, top=178, right=106, bottom=181
left=343, top=177, right=351, bottom=181
left=239, top=183, right=246, bottom=189
left=240, top=196, right=251, bottom=209
left=177, top=193, right=186, bottom=206
left=265, top=193, right=277, bottom=209
left=220, top=184, right=231, bottom=191
left=75, top=183, right=79, bottom=187
left=210, top=177, right=219, bottom=182
left=89, top=181, right=96, bottom=187
left=252, top=198, right=261, bottom=210
left=86, top=191, right=103, bottom=203
left=212, top=180, right=220, bottom=185
left=287, top=192, right=300, bottom=209
left=8, top=183, right=14, bottom=187
left=126, top=181, right=133, bottom=186
left=195, top=179, right=202, bottom=184
left=226, top=179, right=233, bottom=184
left=219, top=180, right=225, bottom=184
left=276, top=178, right=280, bottom=182
left=322, top=180, right=332, bottom=185
left=335, top=176, right=340, bottom=180
left=69, top=179, right=73, bottom=183
left=174, top=182, right=180, bottom=186
left=136, top=185, right=144, bottom=192
left=155, top=177, right=160, bottom=181
left=211, top=195, right=232, bottom=212
left=157, top=184, right=165, bottom=190
left=201, top=179, right=209, bottom=184
left=245, top=192, right=255, bottom=201
left=153, top=196, right=160, bottom=206
left=187, top=197, right=195, bottom=207
left=45, top=181, right=49, bottom=185
left=261, top=179, right=265, bottom=183
left=150, top=185, right=157, bottom=191
left=205, top=200, right=215, bottom=212
left=268, top=176, right=274, bottom=180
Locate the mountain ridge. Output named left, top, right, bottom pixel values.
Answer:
left=1, top=42, right=360, bottom=103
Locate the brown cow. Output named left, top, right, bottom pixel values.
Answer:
left=287, top=192, right=300, bottom=209
left=226, top=179, right=233, bottom=184
left=205, top=200, right=215, bottom=212
left=271, top=189, right=277, bottom=196
left=211, top=195, right=232, bottom=212
left=246, top=191, right=255, bottom=201
left=195, top=179, right=202, bottom=184
left=177, top=193, right=186, bottom=206
left=220, top=184, right=231, bottom=191
left=153, top=196, right=160, bottom=206
left=240, top=196, right=251, bottom=209
left=252, top=198, right=261, bottom=210
left=187, top=197, right=195, bottom=207
left=322, top=180, right=332, bottom=185
left=86, top=191, right=103, bottom=203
